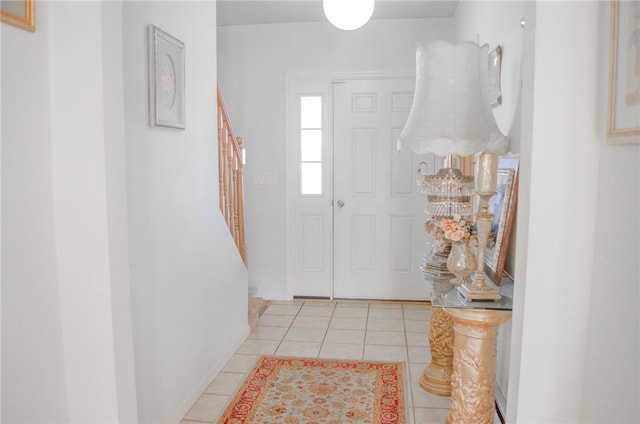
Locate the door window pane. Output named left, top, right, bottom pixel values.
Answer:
left=301, top=163, right=322, bottom=195
left=300, top=96, right=322, bottom=128
left=299, top=95, right=323, bottom=196
left=300, top=130, right=322, bottom=162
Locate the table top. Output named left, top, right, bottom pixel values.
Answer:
left=428, top=275, right=513, bottom=311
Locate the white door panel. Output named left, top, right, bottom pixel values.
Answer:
left=333, top=78, right=429, bottom=300
left=287, top=77, right=435, bottom=300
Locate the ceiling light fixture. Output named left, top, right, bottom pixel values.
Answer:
left=323, top=0, right=374, bottom=31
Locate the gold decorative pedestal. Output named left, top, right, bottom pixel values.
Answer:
left=420, top=261, right=456, bottom=396
left=420, top=307, right=454, bottom=395
left=445, top=308, right=512, bottom=424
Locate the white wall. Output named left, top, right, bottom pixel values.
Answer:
left=1, top=14, right=3, bottom=421
left=2, top=2, right=136, bottom=421
left=48, top=2, right=122, bottom=420
left=580, top=2, right=640, bottom=422
left=102, top=2, right=140, bottom=420
left=218, top=18, right=453, bottom=298
left=515, top=3, right=601, bottom=421
left=1, top=3, right=69, bottom=420
left=2, top=1, right=249, bottom=422
left=123, top=2, right=249, bottom=422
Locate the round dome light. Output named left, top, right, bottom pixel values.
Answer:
left=323, top=0, right=375, bottom=31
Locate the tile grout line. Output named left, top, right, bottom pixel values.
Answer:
left=362, top=303, right=370, bottom=359
left=274, top=302, right=304, bottom=355
left=317, top=301, right=336, bottom=358
left=404, top=304, right=418, bottom=422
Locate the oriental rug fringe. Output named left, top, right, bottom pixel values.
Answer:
left=217, top=355, right=406, bottom=424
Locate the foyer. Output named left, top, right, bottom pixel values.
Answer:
left=181, top=299, right=501, bottom=424
left=2, top=1, right=637, bottom=423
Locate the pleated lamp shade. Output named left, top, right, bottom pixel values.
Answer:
left=398, top=41, right=509, bottom=157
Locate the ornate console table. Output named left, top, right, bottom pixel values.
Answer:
left=433, top=288, right=513, bottom=424
left=420, top=273, right=455, bottom=396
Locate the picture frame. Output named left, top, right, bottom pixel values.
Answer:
left=484, top=157, right=519, bottom=285
left=607, top=0, right=640, bottom=145
left=1, top=0, right=35, bottom=32
left=148, top=25, right=185, bottom=129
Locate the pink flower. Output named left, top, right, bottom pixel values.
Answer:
left=440, top=216, right=473, bottom=242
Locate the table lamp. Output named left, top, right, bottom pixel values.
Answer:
left=399, top=41, right=509, bottom=301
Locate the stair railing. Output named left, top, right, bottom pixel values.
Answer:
left=217, top=85, right=247, bottom=265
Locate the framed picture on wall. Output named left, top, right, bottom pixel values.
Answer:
left=1, top=0, right=35, bottom=32
left=148, top=25, right=185, bottom=129
left=484, top=157, right=519, bottom=285
left=607, top=0, right=640, bottom=144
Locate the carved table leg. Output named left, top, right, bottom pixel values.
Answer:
left=444, top=308, right=512, bottom=424
left=420, top=307, right=454, bottom=396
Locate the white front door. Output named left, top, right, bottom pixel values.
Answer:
left=287, top=77, right=435, bottom=300
left=332, top=78, right=430, bottom=299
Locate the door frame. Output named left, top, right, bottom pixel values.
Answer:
left=284, top=73, right=415, bottom=299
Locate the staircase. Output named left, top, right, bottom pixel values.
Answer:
left=217, top=85, right=247, bottom=265
left=218, top=85, right=267, bottom=328
left=248, top=297, right=271, bottom=330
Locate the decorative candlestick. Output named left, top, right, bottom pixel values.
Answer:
left=458, top=152, right=502, bottom=301
left=475, top=151, right=498, bottom=194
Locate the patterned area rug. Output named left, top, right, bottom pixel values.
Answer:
left=217, top=356, right=406, bottom=424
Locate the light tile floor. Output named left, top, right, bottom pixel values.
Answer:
left=181, top=299, right=500, bottom=424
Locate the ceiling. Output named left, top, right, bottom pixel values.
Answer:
left=217, top=0, right=459, bottom=26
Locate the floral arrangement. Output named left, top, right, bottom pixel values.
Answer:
left=427, top=215, right=475, bottom=243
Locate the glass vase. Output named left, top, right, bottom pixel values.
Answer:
left=446, top=240, right=477, bottom=285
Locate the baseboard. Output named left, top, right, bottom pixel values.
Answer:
left=495, top=400, right=505, bottom=424
left=495, top=384, right=507, bottom=424
left=293, top=295, right=331, bottom=300
left=169, top=324, right=250, bottom=423
left=252, top=290, right=293, bottom=301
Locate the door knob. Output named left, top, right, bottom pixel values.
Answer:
left=336, top=200, right=345, bottom=208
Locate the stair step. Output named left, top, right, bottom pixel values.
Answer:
left=248, top=297, right=271, bottom=330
